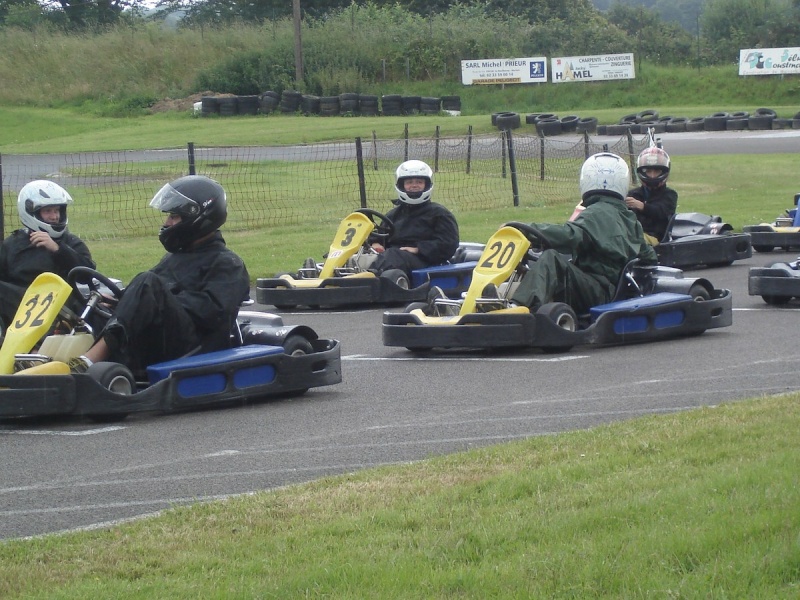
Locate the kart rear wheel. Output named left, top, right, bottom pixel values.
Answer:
left=85, top=362, right=134, bottom=423
left=537, top=302, right=577, bottom=353
left=753, top=245, right=774, bottom=253
left=381, top=268, right=410, bottom=289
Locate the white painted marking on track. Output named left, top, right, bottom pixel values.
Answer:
left=0, top=426, right=125, bottom=436
left=343, top=355, right=587, bottom=362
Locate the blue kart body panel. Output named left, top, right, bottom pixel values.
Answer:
left=0, top=312, right=342, bottom=420
left=382, top=289, right=732, bottom=352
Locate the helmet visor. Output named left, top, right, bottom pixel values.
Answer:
left=149, top=183, right=201, bottom=216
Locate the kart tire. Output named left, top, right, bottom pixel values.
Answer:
left=537, top=302, right=576, bottom=353
left=688, top=284, right=711, bottom=301
left=537, top=302, right=577, bottom=331
left=752, top=245, right=774, bottom=253
left=282, top=334, right=314, bottom=356
left=762, top=295, right=792, bottom=305
left=381, top=268, right=410, bottom=289
left=404, top=301, right=429, bottom=313
left=85, top=362, right=134, bottom=422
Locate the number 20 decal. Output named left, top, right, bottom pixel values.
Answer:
left=13, top=292, right=55, bottom=329
left=480, top=240, right=517, bottom=270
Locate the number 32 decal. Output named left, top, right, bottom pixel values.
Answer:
left=13, top=292, right=56, bottom=330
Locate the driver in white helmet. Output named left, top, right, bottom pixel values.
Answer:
left=504, top=153, right=657, bottom=314
left=0, top=180, right=95, bottom=333
left=625, top=146, right=677, bottom=245
left=368, top=159, right=459, bottom=279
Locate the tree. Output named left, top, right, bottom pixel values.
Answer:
left=607, top=3, right=695, bottom=63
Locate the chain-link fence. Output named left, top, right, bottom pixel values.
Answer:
left=0, top=130, right=650, bottom=242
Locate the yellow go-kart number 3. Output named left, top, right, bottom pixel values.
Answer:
left=0, top=272, right=73, bottom=374
left=318, top=212, right=376, bottom=280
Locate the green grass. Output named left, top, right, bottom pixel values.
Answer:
left=2, top=394, right=798, bottom=598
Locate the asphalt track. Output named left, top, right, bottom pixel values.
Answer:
left=2, top=130, right=800, bottom=541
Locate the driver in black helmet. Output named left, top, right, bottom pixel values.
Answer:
left=69, top=175, right=250, bottom=375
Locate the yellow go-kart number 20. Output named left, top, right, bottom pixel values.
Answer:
left=459, top=226, right=531, bottom=315
left=0, top=272, right=73, bottom=374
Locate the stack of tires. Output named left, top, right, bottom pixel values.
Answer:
left=381, top=94, right=403, bottom=116
left=419, top=97, right=441, bottom=115
left=319, top=96, right=340, bottom=117
left=201, top=96, right=219, bottom=116
left=237, top=95, right=259, bottom=116
left=258, top=91, right=280, bottom=114
left=359, top=94, right=379, bottom=116
left=492, top=111, right=521, bottom=131
left=339, top=93, right=359, bottom=116
left=279, top=90, right=302, bottom=113
left=217, top=96, right=238, bottom=117
left=300, top=94, right=321, bottom=115
left=402, top=95, right=421, bottom=115
left=441, top=95, right=461, bottom=115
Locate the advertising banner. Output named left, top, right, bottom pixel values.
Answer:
left=739, top=48, right=800, bottom=75
left=550, top=53, right=635, bottom=83
left=461, top=57, right=547, bottom=85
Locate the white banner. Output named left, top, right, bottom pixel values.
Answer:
left=739, top=48, right=800, bottom=75
left=550, top=53, right=635, bottom=83
left=461, top=57, right=547, bottom=85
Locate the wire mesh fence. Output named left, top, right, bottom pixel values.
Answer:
left=0, top=130, right=650, bottom=242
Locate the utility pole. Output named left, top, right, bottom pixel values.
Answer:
left=293, top=0, right=304, bottom=84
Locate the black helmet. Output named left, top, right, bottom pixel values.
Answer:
left=150, top=175, right=228, bottom=252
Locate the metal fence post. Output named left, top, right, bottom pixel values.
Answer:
left=355, top=137, right=367, bottom=208
left=506, top=130, right=520, bottom=207
left=404, top=124, right=409, bottom=161
left=584, top=130, right=591, bottom=159
left=187, top=142, right=196, bottom=176
left=0, top=153, right=4, bottom=241
left=501, top=130, right=507, bottom=179
left=434, top=126, right=440, bottom=172
left=626, top=129, right=636, bottom=184
left=539, top=131, right=546, bottom=181
left=466, top=125, right=473, bottom=175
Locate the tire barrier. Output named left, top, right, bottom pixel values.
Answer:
left=495, top=111, right=521, bottom=130
left=300, top=94, right=321, bottom=116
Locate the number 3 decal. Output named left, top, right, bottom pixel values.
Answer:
left=339, top=227, right=357, bottom=247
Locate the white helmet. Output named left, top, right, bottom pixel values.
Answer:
left=579, top=152, right=629, bottom=201
left=395, top=160, right=433, bottom=205
left=17, top=180, right=73, bottom=239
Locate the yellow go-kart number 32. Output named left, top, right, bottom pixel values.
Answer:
left=0, top=272, right=73, bottom=374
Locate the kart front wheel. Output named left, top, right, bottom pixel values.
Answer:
left=537, top=302, right=577, bottom=354
left=85, top=362, right=134, bottom=423
left=282, top=334, right=314, bottom=356
left=688, top=284, right=711, bottom=301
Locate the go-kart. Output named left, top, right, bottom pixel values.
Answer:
left=743, top=193, right=800, bottom=253
left=748, top=256, right=800, bottom=305
left=255, top=208, right=482, bottom=309
left=654, top=212, right=752, bottom=269
left=382, top=222, right=733, bottom=352
left=0, top=267, right=341, bottom=421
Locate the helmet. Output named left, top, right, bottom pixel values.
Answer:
left=636, top=146, right=670, bottom=187
left=150, top=175, right=228, bottom=252
left=579, top=152, right=629, bottom=201
left=395, top=160, right=433, bottom=205
left=17, top=180, right=73, bottom=239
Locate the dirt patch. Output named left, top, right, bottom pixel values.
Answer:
left=149, top=91, right=235, bottom=114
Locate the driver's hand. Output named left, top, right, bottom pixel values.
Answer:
left=399, top=246, right=419, bottom=254
left=625, top=197, right=644, bottom=211
left=29, top=231, right=58, bottom=253
left=371, top=243, right=385, bottom=253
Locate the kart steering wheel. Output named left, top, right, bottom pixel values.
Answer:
left=67, top=267, right=124, bottom=319
left=505, top=221, right=551, bottom=252
left=356, top=208, right=395, bottom=243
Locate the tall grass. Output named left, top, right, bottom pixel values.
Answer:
left=0, top=10, right=798, bottom=114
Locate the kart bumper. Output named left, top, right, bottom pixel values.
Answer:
left=743, top=225, right=800, bottom=252
left=0, top=340, right=342, bottom=419
left=255, top=276, right=427, bottom=308
left=748, top=266, right=800, bottom=297
left=382, top=291, right=732, bottom=351
left=656, top=233, right=752, bottom=268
